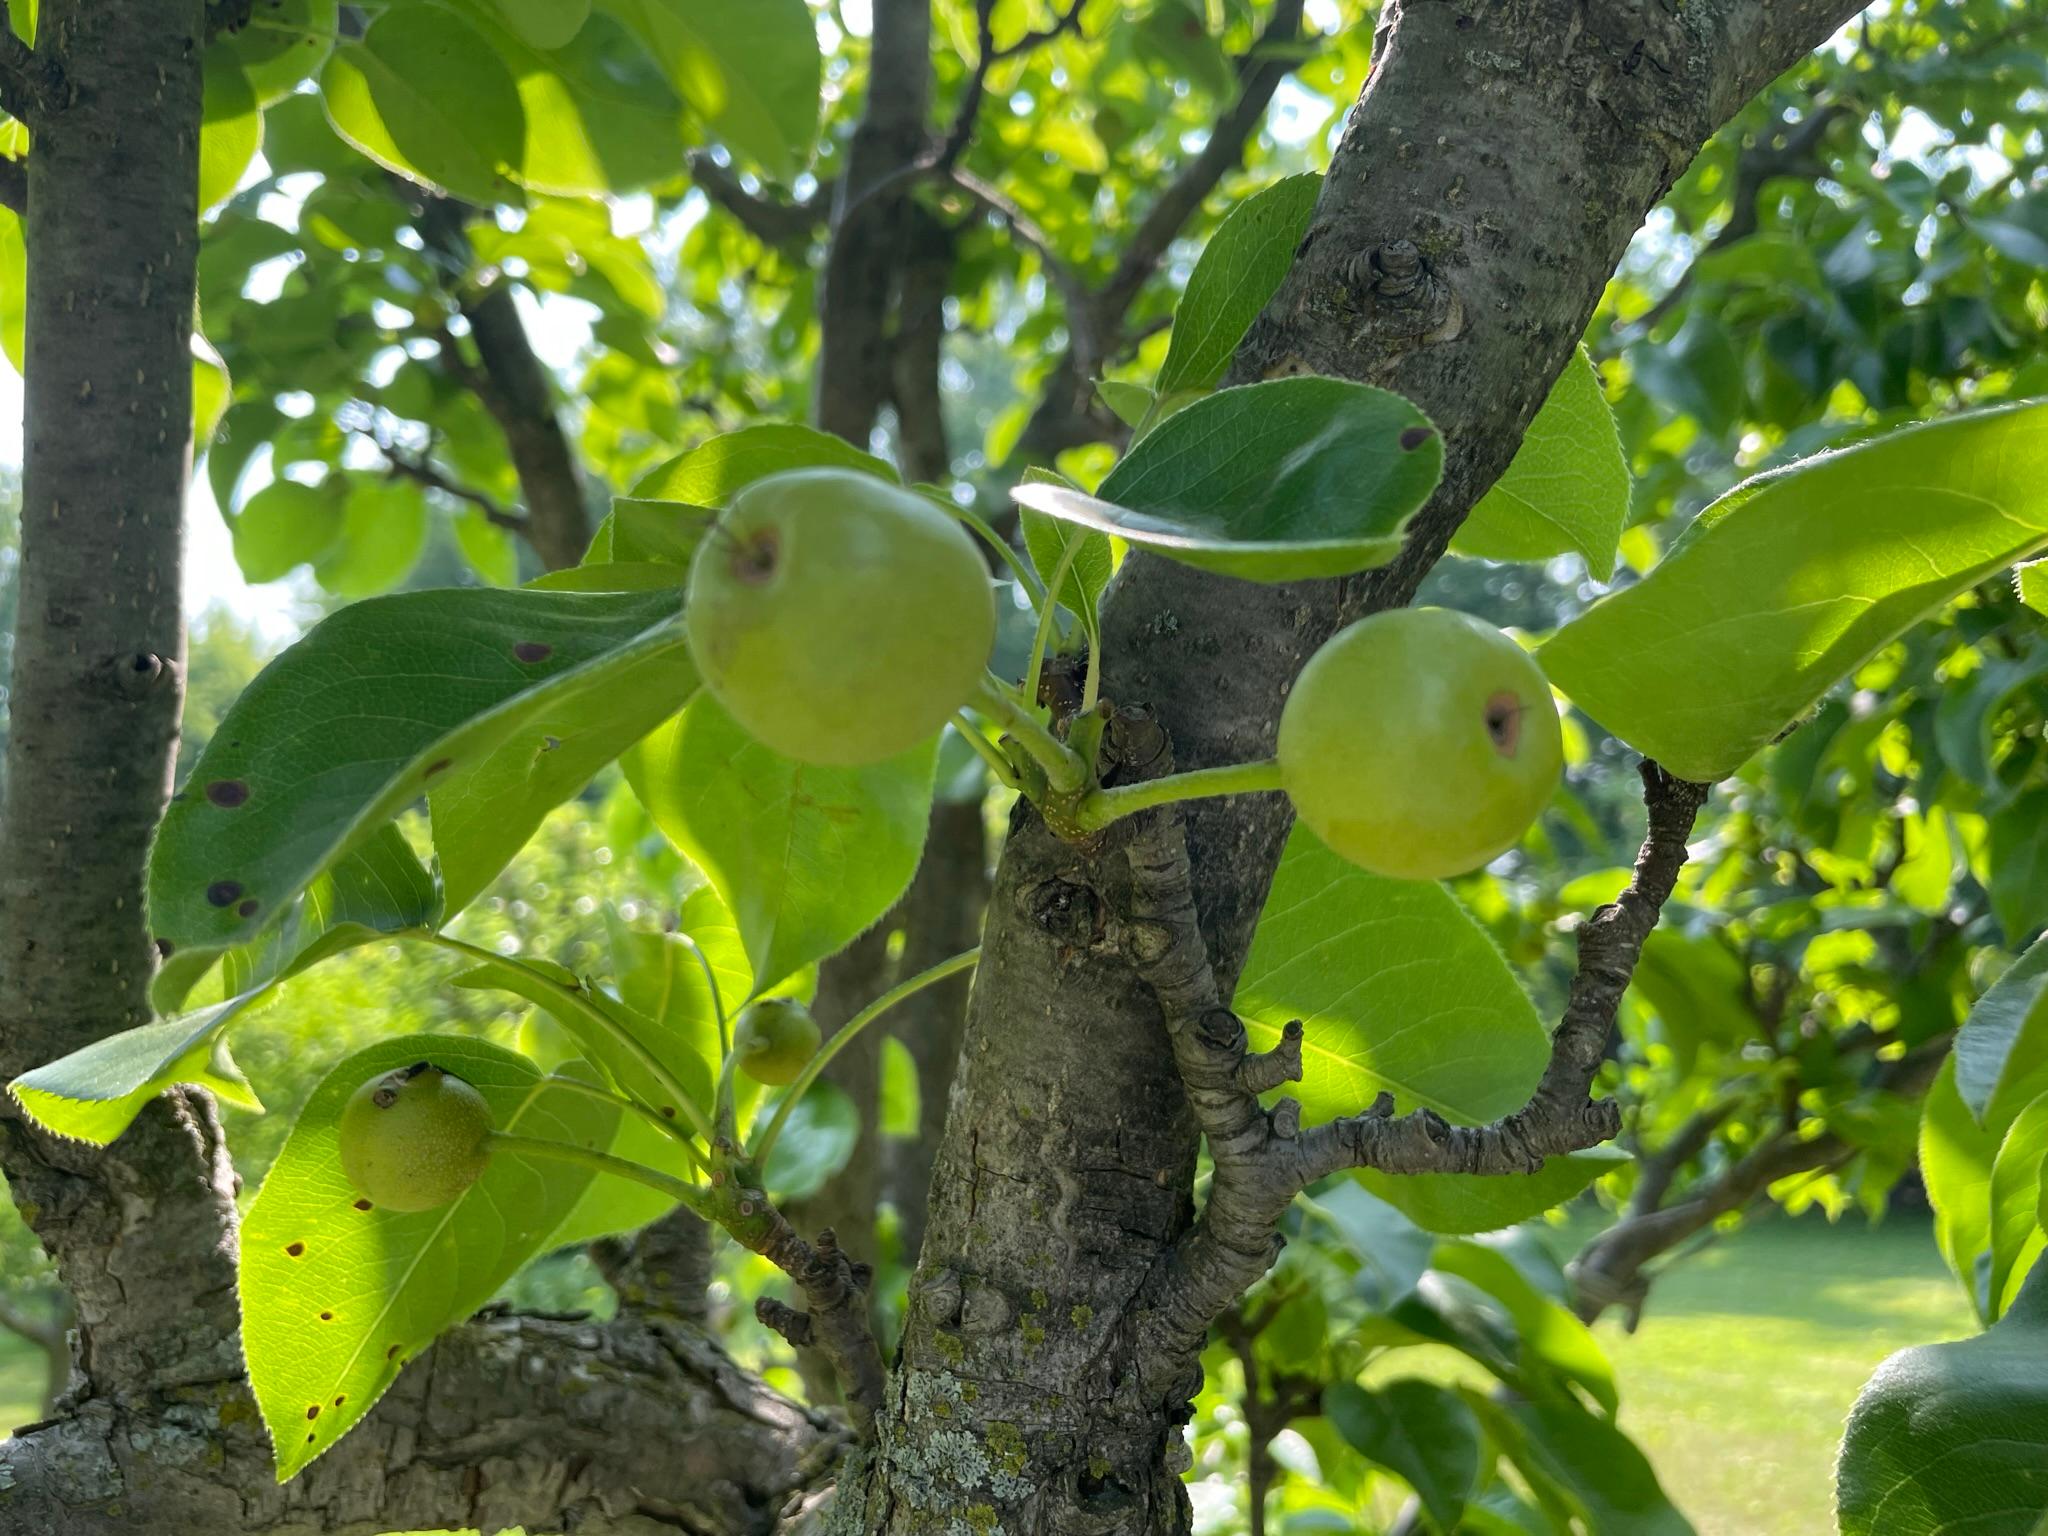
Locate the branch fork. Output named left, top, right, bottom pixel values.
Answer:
left=1111, top=749, right=1710, bottom=1395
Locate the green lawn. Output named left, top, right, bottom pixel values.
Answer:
left=1576, top=1213, right=1974, bottom=1536
left=0, top=1215, right=1973, bottom=1535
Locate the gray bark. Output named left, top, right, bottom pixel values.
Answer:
left=857, top=3, right=1867, bottom=1530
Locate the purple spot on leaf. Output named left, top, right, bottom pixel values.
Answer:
left=206, top=881, right=243, bottom=908
left=1399, top=426, right=1435, bottom=452
left=206, top=779, right=250, bottom=808
left=513, top=642, right=553, bottom=664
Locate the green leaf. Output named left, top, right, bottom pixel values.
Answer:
left=762, top=1080, right=859, bottom=1199
left=16, top=824, right=445, bottom=1147
left=1452, top=347, right=1630, bottom=581
left=602, top=0, right=819, bottom=180
left=311, top=475, right=429, bottom=599
left=1957, top=934, right=2048, bottom=1127
left=468, top=10, right=683, bottom=197
left=0, top=202, right=24, bottom=373
left=454, top=504, right=520, bottom=585
left=1155, top=173, right=1319, bottom=396
left=320, top=7, right=525, bottom=206
left=1239, top=826, right=1548, bottom=1124
left=1096, top=379, right=1153, bottom=429
left=2019, top=559, right=2047, bottom=616
left=623, top=695, right=937, bottom=993
left=542, top=1066, right=694, bottom=1249
left=1468, top=1388, right=1695, bottom=1536
left=1988, top=1094, right=2048, bottom=1320
left=628, top=422, right=896, bottom=504
left=593, top=496, right=717, bottom=567
left=1010, top=379, right=1443, bottom=581
left=1989, top=791, right=2048, bottom=946
left=192, top=330, right=232, bottom=450
left=148, top=587, right=686, bottom=1007
left=1838, top=1262, right=2048, bottom=1536
left=1019, top=485, right=1111, bottom=641
left=1325, top=1380, right=1477, bottom=1533
left=220, top=0, right=337, bottom=106
left=1239, top=827, right=1610, bottom=1232
left=880, top=1035, right=920, bottom=1138
left=230, top=478, right=346, bottom=583
left=428, top=633, right=696, bottom=919
left=487, top=0, right=590, bottom=49
left=1360, top=1148, right=1626, bottom=1238
left=1302, top=1183, right=1434, bottom=1309
left=1922, top=1056, right=2002, bottom=1318
left=1540, top=401, right=2048, bottom=782
left=201, top=53, right=263, bottom=214
left=241, top=1034, right=618, bottom=1480
left=1431, top=1239, right=1615, bottom=1413
left=9, top=995, right=266, bottom=1146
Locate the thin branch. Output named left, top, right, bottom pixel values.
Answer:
left=1570, top=1032, right=1949, bottom=1326
left=937, top=0, right=1087, bottom=170
left=1018, top=0, right=1307, bottom=456
left=686, top=150, right=830, bottom=248
left=1602, top=101, right=1847, bottom=353
left=946, top=168, right=1099, bottom=365
left=1123, top=757, right=1710, bottom=1383
left=1099, top=0, right=1308, bottom=322
left=349, top=423, right=531, bottom=537
left=742, top=1220, right=885, bottom=1438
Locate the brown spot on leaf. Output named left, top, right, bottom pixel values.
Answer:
left=1399, top=426, right=1435, bottom=451
left=320, top=1311, right=333, bottom=1321
left=513, top=641, right=553, bottom=664
left=286, top=1242, right=305, bottom=1257
left=334, top=1395, right=346, bottom=1407
left=206, top=779, right=250, bottom=808
left=423, top=757, right=453, bottom=778
left=154, top=937, right=176, bottom=958
left=237, top=899, right=259, bottom=919
left=305, top=1405, right=320, bottom=1420
left=206, top=880, right=243, bottom=908
left=386, top=1343, right=403, bottom=1360
left=353, top=1198, right=373, bottom=1212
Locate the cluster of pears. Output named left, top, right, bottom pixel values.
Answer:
left=684, top=467, right=1559, bottom=881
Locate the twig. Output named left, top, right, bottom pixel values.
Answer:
left=743, top=1222, right=885, bottom=1437
left=348, top=423, right=530, bottom=537
left=686, top=151, right=830, bottom=248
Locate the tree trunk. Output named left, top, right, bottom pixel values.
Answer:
left=851, top=3, right=1866, bottom=1530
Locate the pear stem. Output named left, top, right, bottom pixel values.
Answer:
left=536, top=1074, right=708, bottom=1173
left=750, top=947, right=981, bottom=1168
left=487, top=1132, right=711, bottom=1216
left=973, top=675, right=1087, bottom=792
left=1070, top=758, right=1286, bottom=832
left=951, top=713, right=1025, bottom=791
left=415, top=931, right=717, bottom=1148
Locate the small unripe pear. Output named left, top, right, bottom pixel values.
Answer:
left=732, top=997, right=822, bottom=1086
left=684, top=468, right=997, bottom=766
left=337, top=1063, right=494, bottom=1212
left=1278, top=607, right=1562, bottom=880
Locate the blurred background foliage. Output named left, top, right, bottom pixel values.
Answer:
left=1, top=0, right=2045, bottom=1530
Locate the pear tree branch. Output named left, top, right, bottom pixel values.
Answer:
left=1118, top=755, right=1710, bottom=1386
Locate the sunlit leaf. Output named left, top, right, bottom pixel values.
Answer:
left=1541, top=401, right=2048, bottom=782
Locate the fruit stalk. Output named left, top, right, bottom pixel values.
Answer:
left=1070, top=758, right=1285, bottom=832
left=750, top=946, right=982, bottom=1166
left=972, top=675, right=1087, bottom=792
left=486, top=1132, right=712, bottom=1216
left=415, top=930, right=719, bottom=1146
